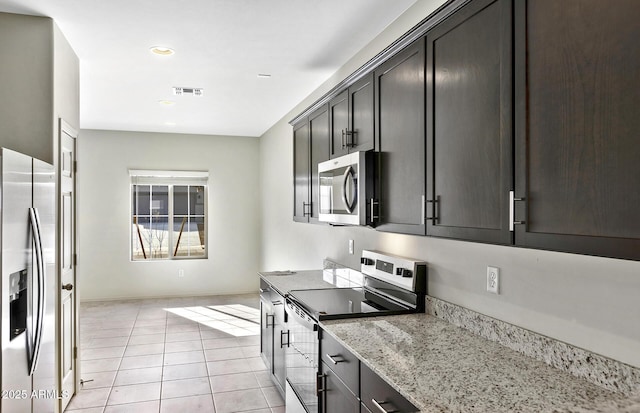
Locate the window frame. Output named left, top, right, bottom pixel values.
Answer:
left=130, top=170, right=208, bottom=262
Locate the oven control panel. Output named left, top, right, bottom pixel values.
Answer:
left=360, top=250, right=427, bottom=292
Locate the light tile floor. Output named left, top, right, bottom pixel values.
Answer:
left=66, top=294, right=284, bottom=413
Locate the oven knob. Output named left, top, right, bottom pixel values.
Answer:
left=361, top=257, right=374, bottom=266
left=396, top=268, right=412, bottom=278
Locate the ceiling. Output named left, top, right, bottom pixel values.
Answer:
left=0, top=0, right=418, bottom=137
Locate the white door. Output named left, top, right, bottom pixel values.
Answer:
left=59, top=120, right=77, bottom=412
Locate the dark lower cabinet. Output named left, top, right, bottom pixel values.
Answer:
left=272, top=295, right=288, bottom=394
left=374, top=38, right=427, bottom=235
left=514, top=0, right=640, bottom=260
left=319, top=329, right=360, bottom=413
left=319, top=362, right=360, bottom=413
left=259, top=280, right=288, bottom=398
left=318, top=328, right=417, bottom=412
left=259, top=293, right=273, bottom=373
left=425, top=0, right=513, bottom=244
left=361, top=363, right=418, bottom=413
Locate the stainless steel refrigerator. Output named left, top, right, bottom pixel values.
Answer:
left=1, top=148, right=56, bottom=413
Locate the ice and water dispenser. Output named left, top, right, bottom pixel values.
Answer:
left=9, top=269, right=28, bottom=340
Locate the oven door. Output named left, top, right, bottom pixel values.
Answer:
left=318, top=151, right=371, bottom=226
left=285, top=299, right=319, bottom=413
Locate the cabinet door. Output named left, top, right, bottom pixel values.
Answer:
left=293, top=120, right=310, bottom=222
left=309, top=105, right=330, bottom=223
left=349, top=73, right=375, bottom=152
left=272, top=295, right=288, bottom=395
left=259, top=297, right=274, bottom=373
left=320, top=362, right=360, bottom=413
left=374, top=39, right=426, bottom=235
left=514, top=0, right=640, bottom=260
left=329, top=90, right=349, bottom=159
left=320, top=330, right=359, bottom=395
left=425, top=0, right=512, bottom=244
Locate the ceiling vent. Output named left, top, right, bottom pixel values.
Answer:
left=172, top=87, right=204, bottom=97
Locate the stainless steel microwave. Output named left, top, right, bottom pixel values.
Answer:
left=318, top=151, right=374, bottom=226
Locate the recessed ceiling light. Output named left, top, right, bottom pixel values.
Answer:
left=158, top=100, right=175, bottom=106
left=164, top=122, right=176, bottom=126
left=150, top=46, right=175, bottom=56
left=257, top=74, right=272, bottom=79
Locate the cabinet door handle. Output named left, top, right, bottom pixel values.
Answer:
left=280, top=330, right=290, bottom=348
left=509, top=191, right=526, bottom=231
left=316, top=373, right=327, bottom=395
left=326, top=354, right=345, bottom=364
left=370, top=198, right=379, bottom=223
left=424, top=195, right=439, bottom=225
left=342, top=129, right=355, bottom=148
left=265, top=313, right=274, bottom=327
left=302, top=202, right=312, bottom=217
left=371, top=399, right=397, bottom=413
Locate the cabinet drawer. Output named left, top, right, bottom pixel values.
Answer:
left=320, top=362, right=360, bottom=413
left=320, top=331, right=359, bottom=395
left=361, top=363, right=418, bottom=413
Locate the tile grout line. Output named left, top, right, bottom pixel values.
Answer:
left=158, top=310, right=168, bottom=413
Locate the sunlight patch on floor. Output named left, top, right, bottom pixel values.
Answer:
left=164, top=304, right=260, bottom=337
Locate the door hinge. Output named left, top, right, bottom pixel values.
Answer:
left=74, top=346, right=78, bottom=359
left=73, top=160, right=77, bottom=174
left=73, top=253, right=78, bottom=266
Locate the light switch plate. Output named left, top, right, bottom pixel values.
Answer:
left=348, top=239, right=354, bottom=255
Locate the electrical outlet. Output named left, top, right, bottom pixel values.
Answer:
left=486, top=266, right=499, bottom=294
left=348, top=239, right=354, bottom=255
left=178, top=269, right=184, bottom=278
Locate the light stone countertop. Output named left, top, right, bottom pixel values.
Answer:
left=259, top=269, right=337, bottom=296
left=320, top=314, right=640, bottom=413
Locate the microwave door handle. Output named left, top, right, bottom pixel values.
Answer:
left=341, top=166, right=356, bottom=214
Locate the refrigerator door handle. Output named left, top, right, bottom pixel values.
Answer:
left=28, top=207, right=45, bottom=376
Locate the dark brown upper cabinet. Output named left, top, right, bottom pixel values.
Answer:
left=293, top=119, right=311, bottom=223
left=329, top=73, right=375, bottom=159
left=373, top=39, right=427, bottom=235
left=293, top=105, right=330, bottom=223
left=425, top=0, right=513, bottom=244
left=309, top=105, right=330, bottom=223
left=514, top=0, right=640, bottom=260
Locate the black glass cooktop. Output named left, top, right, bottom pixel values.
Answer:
left=287, top=287, right=413, bottom=321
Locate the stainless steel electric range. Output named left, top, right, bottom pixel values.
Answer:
left=284, top=250, right=427, bottom=413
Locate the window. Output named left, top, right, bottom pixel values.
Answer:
left=130, top=170, right=208, bottom=260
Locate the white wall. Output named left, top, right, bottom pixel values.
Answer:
left=78, top=130, right=261, bottom=300
left=259, top=0, right=640, bottom=368
left=0, top=13, right=54, bottom=163
left=54, top=23, right=80, bottom=133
